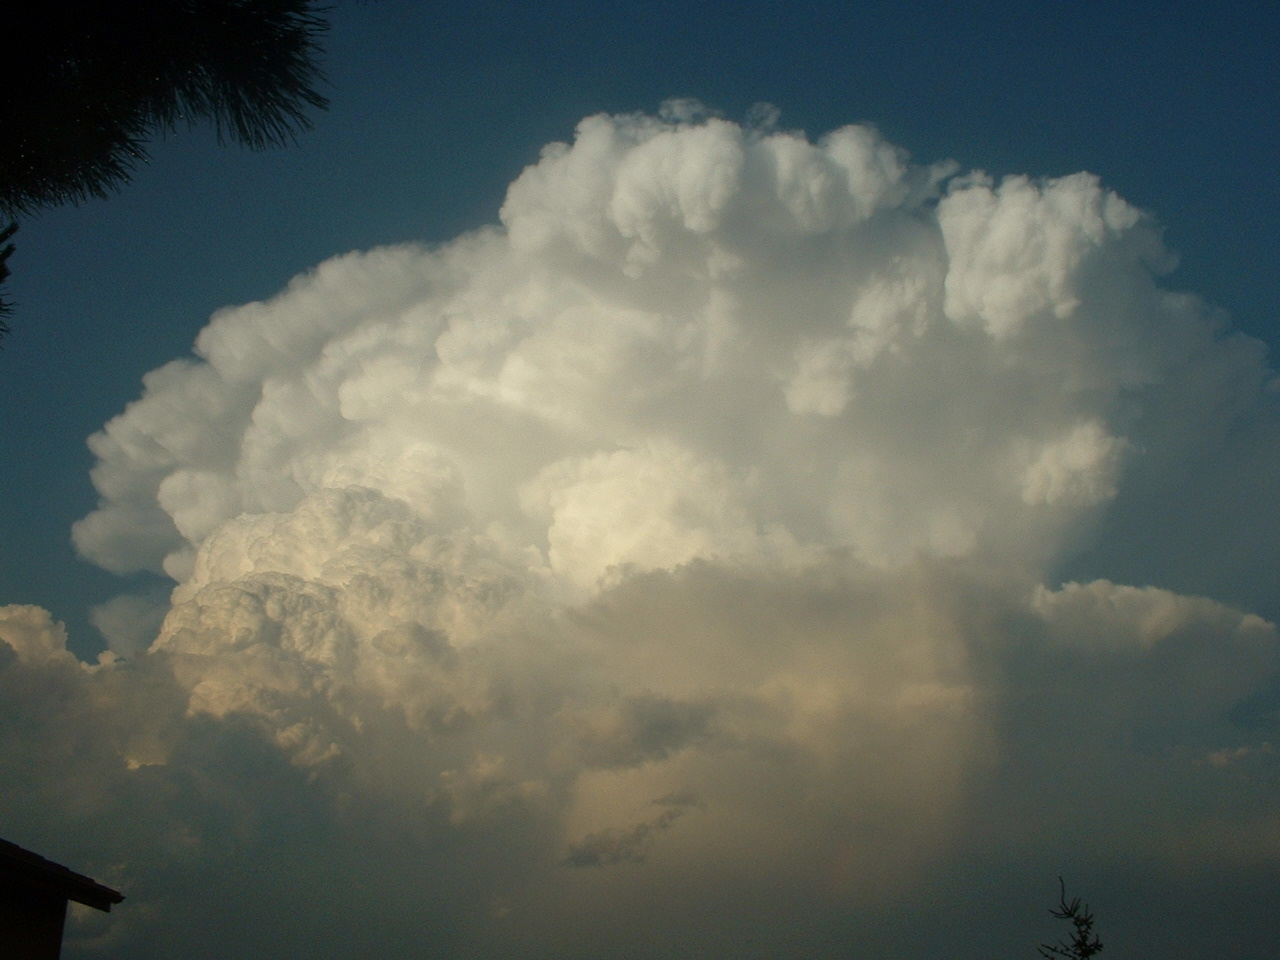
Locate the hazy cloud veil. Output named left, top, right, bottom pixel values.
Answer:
left=4, top=103, right=1279, bottom=958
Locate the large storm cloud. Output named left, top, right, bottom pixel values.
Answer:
left=4, top=104, right=1279, bottom=959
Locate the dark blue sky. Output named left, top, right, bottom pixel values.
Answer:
left=0, top=6, right=1275, bottom=633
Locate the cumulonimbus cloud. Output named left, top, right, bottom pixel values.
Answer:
left=4, top=103, right=1279, bottom=959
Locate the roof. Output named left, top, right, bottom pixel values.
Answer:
left=0, top=838, right=124, bottom=912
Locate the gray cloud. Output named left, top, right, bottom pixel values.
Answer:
left=564, top=791, right=701, bottom=867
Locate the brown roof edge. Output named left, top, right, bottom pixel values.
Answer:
left=0, top=838, right=124, bottom=912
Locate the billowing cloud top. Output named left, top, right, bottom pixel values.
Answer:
left=5, top=104, right=1280, bottom=959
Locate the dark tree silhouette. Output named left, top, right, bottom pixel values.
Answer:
left=0, top=0, right=331, bottom=336
left=2, top=0, right=328, bottom=217
left=0, top=223, right=15, bottom=338
left=1039, top=877, right=1104, bottom=960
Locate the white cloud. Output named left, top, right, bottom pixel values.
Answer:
left=0, top=604, right=74, bottom=667
left=77, top=105, right=1228, bottom=580
left=6, top=103, right=1280, bottom=958
left=1019, top=419, right=1128, bottom=507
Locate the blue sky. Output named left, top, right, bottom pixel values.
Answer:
left=2, top=2, right=1280, bottom=958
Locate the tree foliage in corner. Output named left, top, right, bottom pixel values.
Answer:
left=1039, top=878, right=1104, bottom=960
left=0, top=223, right=16, bottom=339
left=0, top=0, right=331, bottom=336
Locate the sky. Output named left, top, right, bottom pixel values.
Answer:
left=2, top=1, right=1279, bottom=958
